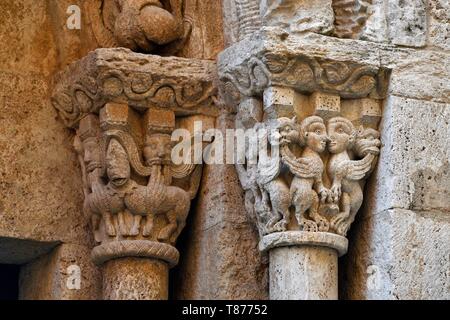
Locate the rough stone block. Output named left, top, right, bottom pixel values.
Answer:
left=311, top=92, right=341, bottom=120
left=387, top=0, right=427, bottom=47
left=343, top=208, right=450, bottom=300
left=263, top=86, right=298, bottom=119
left=366, top=96, right=450, bottom=214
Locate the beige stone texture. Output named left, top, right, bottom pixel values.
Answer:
left=342, top=96, right=450, bottom=300
left=270, top=246, right=339, bottom=300
left=19, top=244, right=101, bottom=300
left=176, top=114, right=269, bottom=300
left=343, top=208, right=450, bottom=300
left=0, top=0, right=92, bottom=248
left=102, top=257, right=169, bottom=300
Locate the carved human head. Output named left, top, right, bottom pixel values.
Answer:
left=78, top=115, right=102, bottom=174
left=106, top=138, right=131, bottom=187
left=327, top=117, right=357, bottom=154
left=100, top=0, right=185, bottom=52
left=144, top=133, right=173, bottom=165
left=300, top=116, right=328, bottom=153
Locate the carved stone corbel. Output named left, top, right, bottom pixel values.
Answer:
left=219, top=28, right=387, bottom=300
left=52, top=48, right=217, bottom=300
left=86, top=0, right=192, bottom=54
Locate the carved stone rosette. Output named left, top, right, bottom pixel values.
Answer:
left=53, top=48, right=217, bottom=300
left=219, top=28, right=388, bottom=300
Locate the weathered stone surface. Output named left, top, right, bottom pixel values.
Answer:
left=366, top=96, right=450, bottom=214
left=260, top=231, right=348, bottom=256
left=343, top=208, right=450, bottom=300
left=219, top=29, right=390, bottom=101
left=0, top=72, right=91, bottom=246
left=52, top=48, right=219, bottom=128
left=270, top=245, right=338, bottom=300
left=0, top=238, right=59, bottom=265
left=261, top=0, right=334, bottom=34
left=361, top=0, right=388, bottom=42
left=332, top=0, right=373, bottom=39
left=427, top=0, right=450, bottom=51
left=102, top=258, right=168, bottom=300
left=19, top=244, right=101, bottom=300
left=387, top=0, right=427, bottom=48
left=382, top=49, right=450, bottom=104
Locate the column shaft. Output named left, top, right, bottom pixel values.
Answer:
left=102, top=258, right=169, bottom=300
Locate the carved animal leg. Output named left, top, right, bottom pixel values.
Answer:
left=340, top=188, right=364, bottom=236
left=308, top=192, right=330, bottom=232
left=158, top=210, right=177, bottom=241
left=331, top=192, right=351, bottom=235
left=266, top=209, right=282, bottom=233
left=130, top=215, right=142, bottom=236
left=142, top=215, right=154, bottom=237
left=292, top=187, right=318, bottom=232
left=104, top=212, right=116, bottom=236
left=273, top=209, right=290, bottom=232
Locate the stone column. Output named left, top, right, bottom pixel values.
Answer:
left=218, top=27, right=388, bottom=300
left=91, top=239, right=181, bottom=300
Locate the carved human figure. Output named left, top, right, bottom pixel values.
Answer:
left=89, top=0, right=191, bottom=53
left=257, top=118, right=298, bottom=233
left=327, top=117, right=380, bottom=236
left=282, top=116, right=330, bottom=232
left=85, top=138, right=132, bottom=239
left=142, top=133, right=191, bottom=243
left=75, top=116, right=107, bottom=238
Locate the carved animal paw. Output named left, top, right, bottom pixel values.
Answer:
left=273, top=219, right=288, bottom=232
left=331, top=213, right=349, bottom=236
left=314, top=216, right=330, bottom=232
left=330, top=184, right=342, bottom=203
left=318, top=188, right=330, bottom=204
left=298, top=219, right=318, bottom=232
left=158, top=224, right=177, bottom=242
left=334, top=221, right=350, bottom=237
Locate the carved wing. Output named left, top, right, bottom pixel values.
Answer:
left=339, top=153, right=375, bottom=181
left=171, top=163, right=197, bottom=179
left=280, top=144, right=318, bottom=179
left=256, top=127, right=282, bottom=185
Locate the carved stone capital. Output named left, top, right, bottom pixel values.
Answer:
left=52, top=48, right=218, bottom=128
left=218, top=28, right=390, bottom=102
left=52, top=50, right=218, bottom=270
